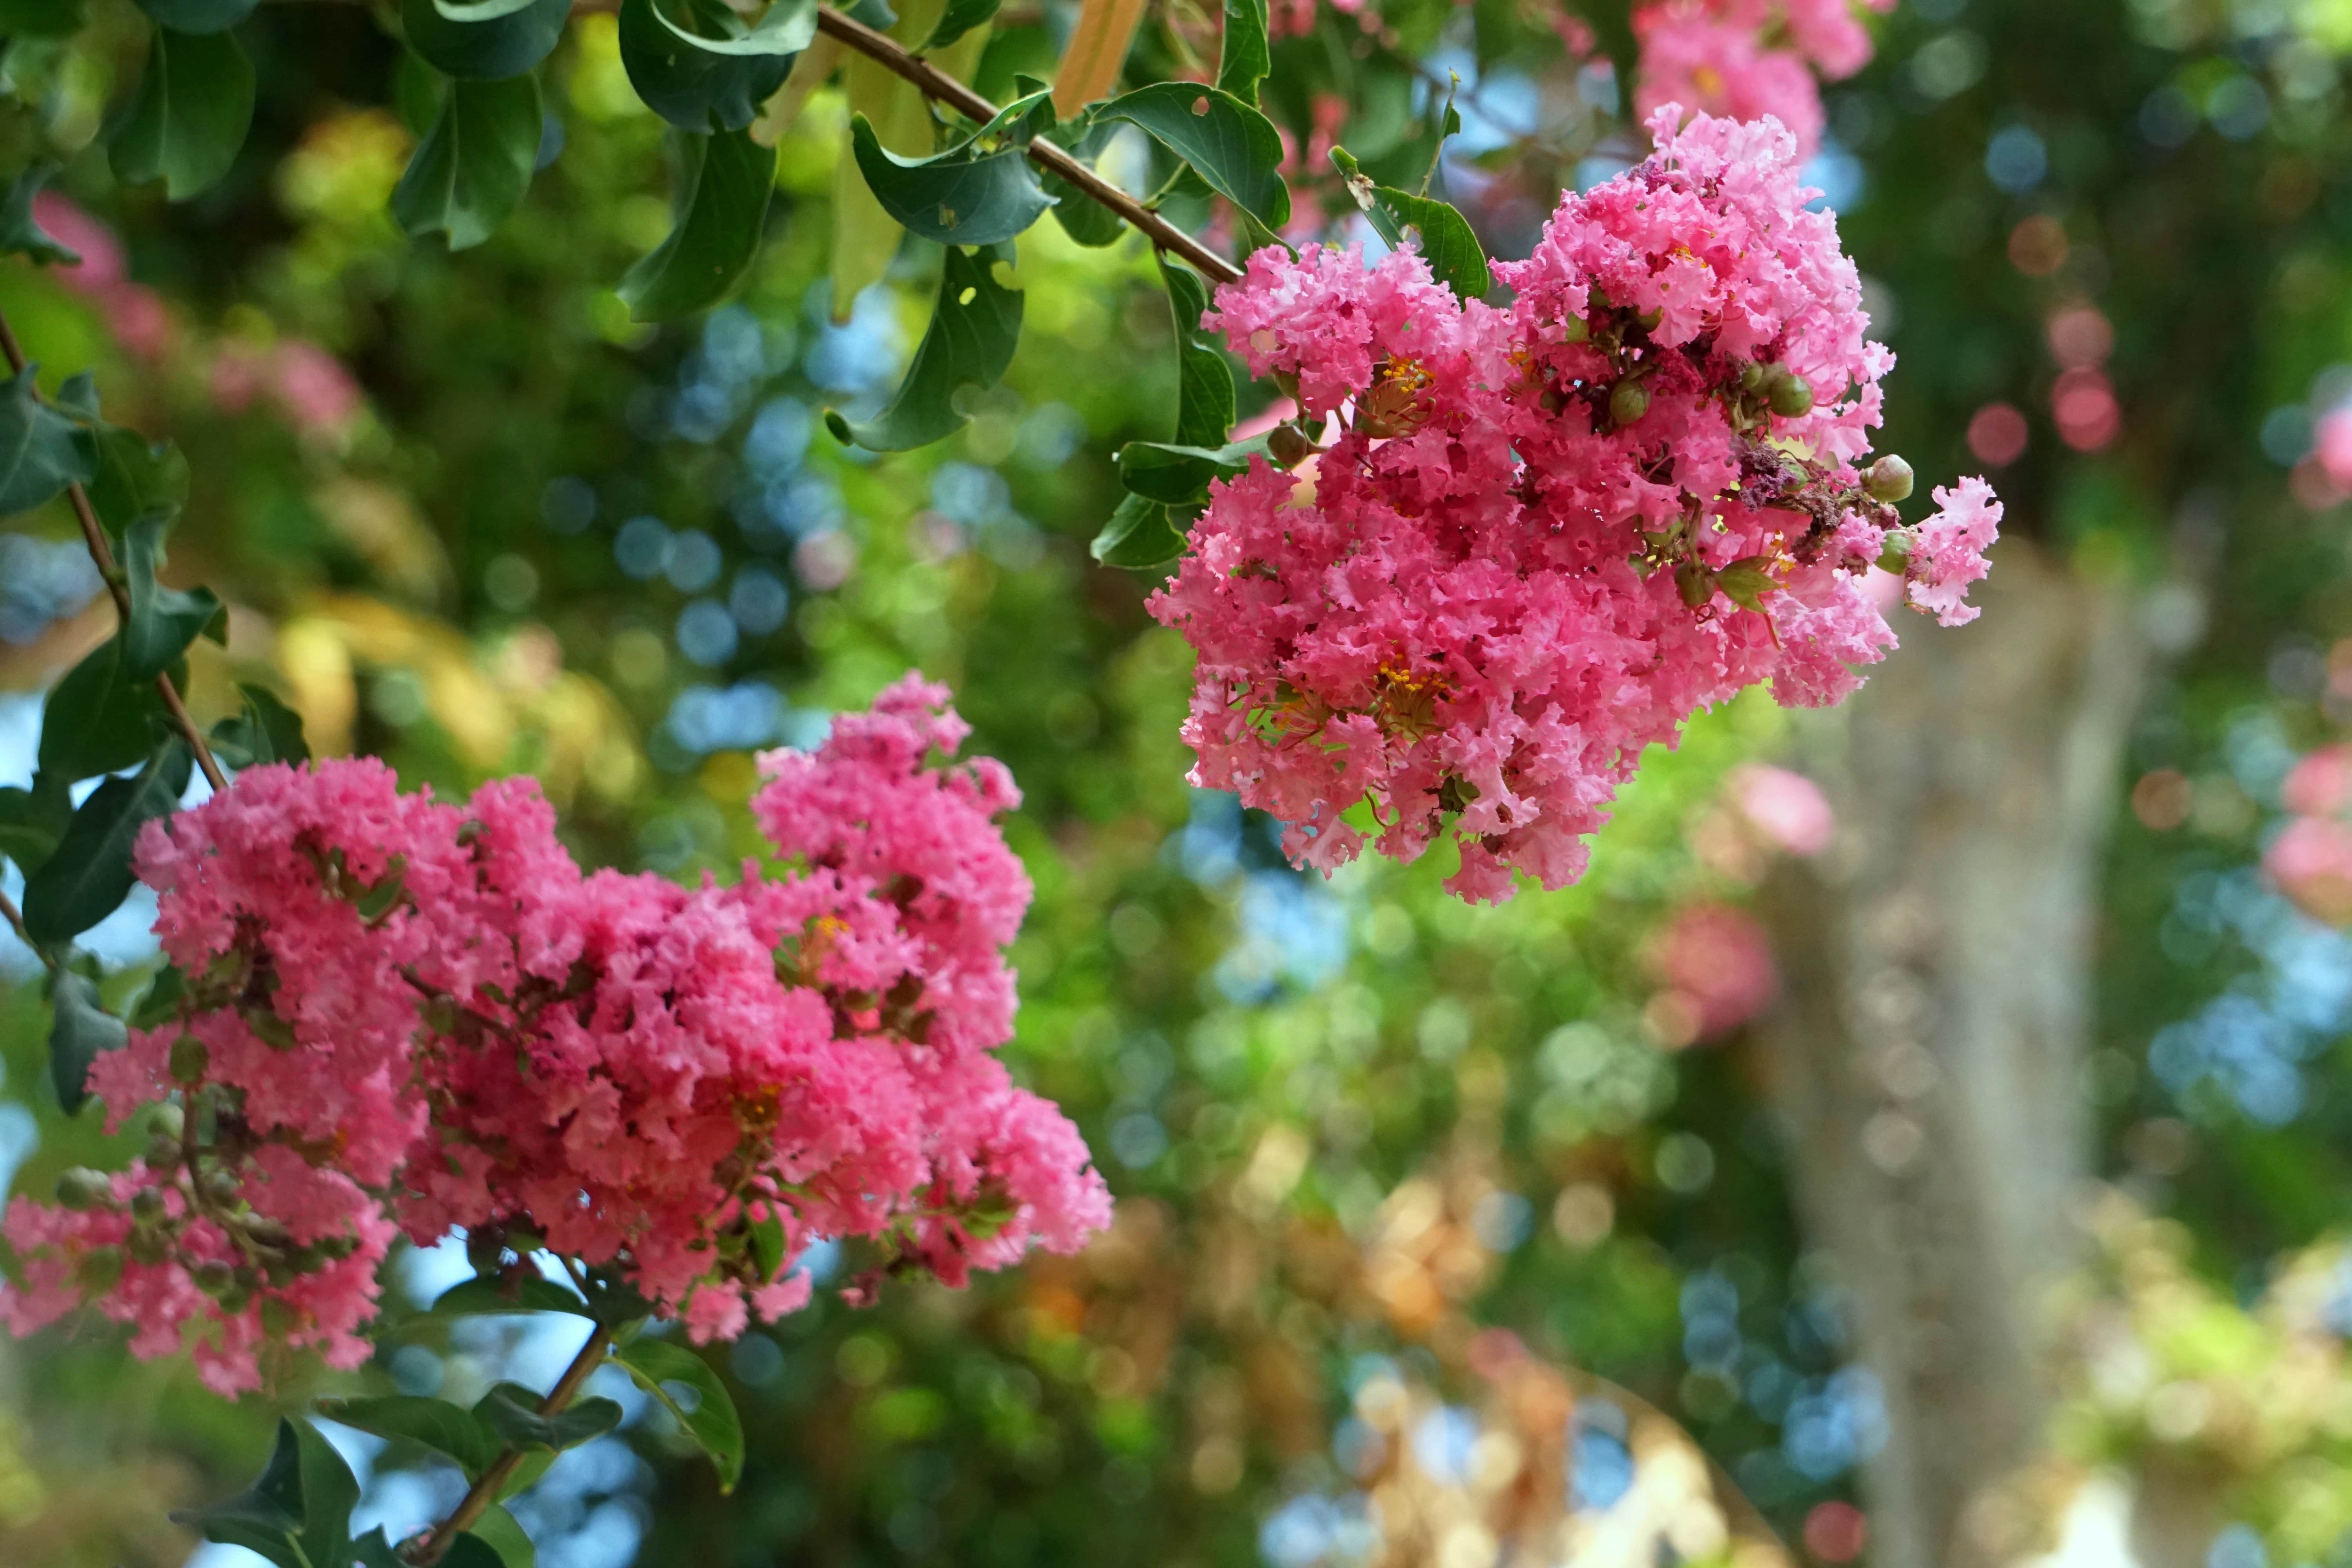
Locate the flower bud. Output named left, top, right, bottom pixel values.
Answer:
left=76, top=1245, right=125, bottom=1294
left=144, top=1135, right=182, bottom=1172
left=1767, top=371, right=1814, bottom=418
left=129, top=1188, right=168, bottom=1224
left=151, top=1104, right=185, bottom=1142
left=200, top=1169, right=240, bottom=1207
left=1862, top=454, right=1915, bottom=502
left=243, top=1216, right=290, bottom=1250
left=168, top=1035, right=208, bottom=1084
left=55, top=1168, right=109, bottom=1211
left=1609, top=379, right=1651, bottom=427
left=192, top=1259, right=237, bottom=1298
left=1675, top=560, right=1713, bottom=609
left=1267, top=423, right=1316, bottom=469
left=127, top=1226, right=172, bottom=1266
left=1738, top=361, right=1766, bottom=393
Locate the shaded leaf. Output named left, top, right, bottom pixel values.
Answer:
left=924, top=0, right=997, bottom=48
left=0, top=165, right=80, bottom=263
left=616, top=1337, right=744, bottom=1491
left=619, top=127, right=775, bottom=322
left=37, top=638, right=172, bottom=781
left=0, top=0, right=87, bottom=38
left=391, top=71, right=543, bottom=250
left=0, top=363, right=95, bottom=516
left=824, top=242, right=1020, bottom=452
left=133, top=0, right=258, bottom=34
left=1116, top=435, right=1266, bottom=503
left=431, top=1273, right=595, bottom=1318
left=474, top=1383, right=625, bottom=1451
left=1329, top=146, right=1488, bottom=300
left=1160, top=255, right=1234, bottom=448
left=403, top=0, right=572, bottom=80
left=22, top=740, right=192, bottom=945
left=78, top=421, right=191, bottom=538
left=48, top=967, right=126, bottom=1114
left=1090, top=491, right=1190, bottom=568
left=122, top=512, right=226, bottom=681
left=470, top=1504, right=537, bottom=1568
left=110, top=27, right=256, bottom=200
left=618, top=0, right=813, bottom=133
left=0, top=769, right=71, bottom=875
left=171, top=1419, right=357, bottom=1568
left=1098, top=81, right=1288, bottom=229
left=130, top=962, right=185, bottom=1028
left=848, top=110, right=1050, bottom=245
left=1216, top=0, right=1268, bottom=105
left=208, top=684, right=310, bottom=769
left=315, top=1394, right=500, bottom=1478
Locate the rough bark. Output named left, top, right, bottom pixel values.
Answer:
left=1759, top=540, right=2149, bottom=1568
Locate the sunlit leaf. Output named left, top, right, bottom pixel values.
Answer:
left=1097, top=81, right=1289, bottom=230
left=1330, top=146, right=1488, bottom=300
left=1216, top=0, right=1268, bottom=105
left=1160, top=255, right=1234, bottom=449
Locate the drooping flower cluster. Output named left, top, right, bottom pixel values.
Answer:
left=1632, top=0, right=1894, bottom=156
left=1, top=677, right=1110, bottom=1393
left=1151, top=108, right=1998, bottom=903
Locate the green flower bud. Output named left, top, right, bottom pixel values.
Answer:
left=127, top=1227, right=171, bottom=1266
left=1767, top=371, right=1814, bottom=418
left=76, top=1245, right=125, bottom=1294
left=129, top=1188, right=167, bottom=1224
left=191, top=1260, right=237, bottom=1298
left=289, top=1243, right=326, bottom=1274
left=1267, top=423, right=1316, bottom=469
left=144, top=1135, right=182, bottom=1173
left=151, top=1104, right=185, bottom=1142
left=243, top=1216, right=290, bottom=1250
left=168, top=1035, right=208, bottom=1085
left=1862, top=454, right=1915, bottom=502
left=1609, top=379, right=1651, bottom=428
left=1675, top=560, right=1714, bottom=609
left=1739, top=361, right=1767, bottom=393
left=55, top=1168, right=109, bottom=1211
left=200, top=1169, right=240, bottom=1207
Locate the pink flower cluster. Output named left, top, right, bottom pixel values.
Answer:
left=2, top=677, right=1110, bottom=1394
left=1150, top=108, right=1996, bottom=903
left=1632, top=0, right=1893, bottom=157
left=1646, top=902, right=1779, bottom=1040
left=2267, top=744, right=2352, bottom=926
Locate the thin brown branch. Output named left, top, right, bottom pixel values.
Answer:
left=408, top=1324, right=611, bottom=1565
left=0, top=885, right=53, bottom=966
left=811, top=4, right=1247, bottom=287
left=0, top=303, right=228, bottom=793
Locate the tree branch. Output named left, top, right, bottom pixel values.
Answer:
left=0, top=302, right=229, bottom=793
left=811, top=5, right=1248, bottom=287
left=406, top=1324, right=611, bottom=1565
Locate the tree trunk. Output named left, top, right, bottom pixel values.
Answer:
left=1759, top=540, right=2149, bottom=1568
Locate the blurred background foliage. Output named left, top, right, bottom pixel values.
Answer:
left=7, top=0, right=2352, bottom=1563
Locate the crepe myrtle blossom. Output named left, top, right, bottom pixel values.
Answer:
left=2, top=677, right=1109, bottom=1395
left=1632, top=0, right=1894, bottom=158
left=1152, top=107, right=1998, bottom=904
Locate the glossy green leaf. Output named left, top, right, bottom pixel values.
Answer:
left=403, top=0, right=571, bottom=80
left=848, top=112, right=1052, bottom=245
left=129, top=962, right=185, bottom=1028
left=1116, top=436, right=1265, bottom=503
left=110, top=27, right=256, bottom=200
left=171, top=1419, right=358, bottom=1568
left=824, top=242, right=1021, bottom=452
left=618, top=127, right=775, bottom=322
left=0, top=770, right=71, bottom=875
left=1098, top=81, right=1289, bottom=229
left=122, top=512, right=226, bottom=681
left=22, top=740, right=192, bottom=945
left=0, top=166, right=80, bottom=263
left=1329, top=146, right=1488, bottom=300
left=37, top=639, right=173, bottom=781
left=618, top=0, right=813, bottom=133
left=315, top=1394, right=501, bottom=1477
left=924, top=0, right=998, bottom=48
left=391, top=72, right=543, bottom=250
left=1216, top=0, right=1268, bottom=105
left=48, top=967, right=126, bottom=1114
left=0, top=364, right=95, bottom=517
left=1160, top=255, right=1234, bottom=449
left=78, top=422, right=191, bottom=538
left=616, top=1337, right=744, bottom=1491
left=133, top=0, right=258, bottom=34
left=1090, top=491, right=1190, bottom=569
left=475, top=1382, right=625, bottom=1451
left=469, top=1503, right=538, bottom=1568
left=208, top=684, right=310, bottom=769
left=431, top=1273, right=596, bottom=1318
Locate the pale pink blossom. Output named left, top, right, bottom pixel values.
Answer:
left=1907, top=477, right=2002, bottom=627
left=1727, top=764, right=1835, bottom=856
left=1649, top=902, right=1779, bottom=1036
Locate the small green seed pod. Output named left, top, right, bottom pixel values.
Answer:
left=168, top=1035, right=208, bottom=1084
left=129, top=1188, right=168, bottom=1224
left=192, top=1259, right=237, bottom=1297
left=151, top=1103, right=186, bottom=1142
left=1610, top=379, right=1652, bottom=427
left=1862, top=454, right=1915, bottom=502
left=1767, top=372, right=1814, bottom=418
left=200, top=1169, right=241, bottom=1207
left=55, top=1168, right=109, bottom=1211
left=127, top=1227, right=172, bottom=1266
left=144, top=1135, right=182, bottom=1172
left=1739, top=361, right=1767, bottom=393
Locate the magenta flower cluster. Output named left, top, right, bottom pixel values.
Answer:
left=2, top=676, right=1110, bottom=1395
left=1632, top=0, right=1893, bottom=157
left=1150, top=108, right=2000, bottom=904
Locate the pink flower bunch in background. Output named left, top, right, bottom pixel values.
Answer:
left=1631, top=0, right=1893, bottom=157
left=1, top=677, right=1109, bottom=1394
left=2266, top=744, right=2352, bottom=926
left=1152, top=108, right=1997, bottom=903
left=1645, top=902, right=1780, bottom=1041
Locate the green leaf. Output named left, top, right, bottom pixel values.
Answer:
left=130, top=962, right=185, bottom=1028
left=1714, top=556, right=1779, bottom=613
left=474, top=1383, right=625, bottom=1452
left=110, top=27, right=256, bottom=200
left=0, top=0, right=88, bottom=38
left=1215, top=0, right=1268, bottom=105
left=1098, top=81, right=1289, bottom=230
left=133, top=0, right=259, bottom=34
left=48, top=967, right=126, bottom=1113
left=0, top=166, right=80, bottom=264
left=618, top=127, right=775, bottom=322
left=1329, top=147, right=1487, bottom=300
left=747, top=1211, right=786, bottom=1282
left=1160, top=255, right=1233, bottom=449
left=208, top=684, right=310, bottom=769
left=78, top=422, right=191, bottom=538
left=37, top=638, right=174, bottom=781
left=1043, top=167, right=1125, bottom=245
left=122, top=512, right=226, bottom=682
left=618, top=0, right=813, bottom=133
left=924, top=0, right=998, bottom=48
left=0, top=770, right=72, bottom=875
left=615, top=1337, right=744, bottom=1492
left=430, top=1273, right=596, bottom=1318
left=390, top=72, right=543, bottom=250
left=23, top=740, right=191, bottom=945
left=404, top=0, right=572, bottom=80
left=315, top=1394, right=501, bottom=1478
left=172, top=1419, right=358, bottom=1568
left=1090, top=491, right=1190, bottom=569
left=0, top=363, right=95, bottom=517
left=1116, top=436, right=1264, bottom=503
left=823, top=242, right=1021, bottom=452
left=469, top=1503, right=538, bottom=1568
left=847, top=112, right=1051, bottom=246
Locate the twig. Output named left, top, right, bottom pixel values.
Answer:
left=407, top=1324, right=612, bottom=1565
left=0, top=303, right=228, bottom=793
left=812, top=5, right=1247, bottom=286
left=0, top=885, right=53, bottom=966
